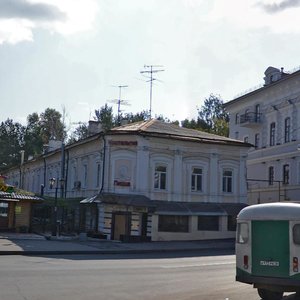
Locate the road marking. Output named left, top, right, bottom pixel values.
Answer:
left=160, top=261, right=234, bottom=269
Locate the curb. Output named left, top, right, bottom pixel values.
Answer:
left=0, top=245, right=235, bottom=256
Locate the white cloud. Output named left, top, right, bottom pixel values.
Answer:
left=0, top=19, right=34, bottom=44
left=0, top=0, right=99, bottom=44
left=206, top=0, right=300, bottom=34
left=40, top=0, right=99, bottom=35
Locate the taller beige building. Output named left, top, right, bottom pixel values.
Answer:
left=225, top=66, right=300, bottom=204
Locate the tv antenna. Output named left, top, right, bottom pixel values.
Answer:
left=140, top=65, right=164, bottom=119
left=108, top=85, right=130, bottom=125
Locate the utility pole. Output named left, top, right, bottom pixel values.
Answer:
left=109, top=85, right=130, bottom=126
left=140, top=65, right=164, bottom=119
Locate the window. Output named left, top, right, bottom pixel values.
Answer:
left=255, top=104, right=260, bottom=122
left=237, top=223, right=249, bottom=244
left=293, top=224, right=300, bottom=244
left=227, top=215, right=237, bottom=231
left=283, top=164, right=289, bottom=185
left=154, top=165, right=167, bottom=190
left=235, top=132, right=239, bottom=140
left=235, top=113, right=240, bottom=124
left=255, top=133, right=260, bottom=149
left=270, top=122, right=276, bottom=146
left=191, top=167, right=202, bottom=192
left=284, top=117, right=291, bottom=143
left=158, top=215, right=189, bottom=232
left=268, top=166, right=274, bottom=185
left=0, top=202, right=8, bottom=217
left=243, top=109, right=250, bottom=122
left=198, top=216, right=219, bottom=231
left=222, top=169, right=233, bottom=193
left=243, top=136, right=249, bottom=143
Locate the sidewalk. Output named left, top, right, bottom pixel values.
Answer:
left=0, top=233, right=235, bottom=255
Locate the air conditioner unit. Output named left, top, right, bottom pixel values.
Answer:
left=74, top=181, right=81, bottom=190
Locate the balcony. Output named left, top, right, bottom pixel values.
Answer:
left=239, top=112, right=262, bottom=127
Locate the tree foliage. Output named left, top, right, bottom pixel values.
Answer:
left=181, top=94, right=229, bottom=137
left=40, top=108, right=65, bottom=143
left=94, top=104, right=114, bottom=132
left=123, top=110, right=149, bottom=123
left=0, top=108, right=66, bottom=171
left=0, top=119, right=24, bottom=172
left=68, top=123, right=89, bottom=144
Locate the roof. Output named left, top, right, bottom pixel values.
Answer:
left=237, top=202, right=300, bottom=221
left=0, top=191, right=43, bottom=202
left=109, top=119, right=250, bottom=147
left=224, top=67, right=300, bottom=108
left=81, top=193, right=247, bottom=216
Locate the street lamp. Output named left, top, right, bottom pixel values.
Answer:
left=49, top=177, right=65, bottom=236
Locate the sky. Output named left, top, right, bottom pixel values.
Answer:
left=2, top=0, right=300, bottom=131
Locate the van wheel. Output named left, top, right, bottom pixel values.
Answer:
left=257, top=288, right=283, bottom=300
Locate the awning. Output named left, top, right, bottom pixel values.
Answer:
left=81, top=193, right=247, bottom=216
left=0, top=191, right=43, bottom=202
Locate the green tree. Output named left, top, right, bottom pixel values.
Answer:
left=23, top=113, right=44, bottom=159
left=68, top=123, right=89, bottom=143
left=0, top=119, right=24, bottom=172
left=182, top=94, right=229, bottom=137
left=94, top=104, right=114, bottom=131
left=40, top=108, right=65, bottom=143
left=123, top=110, right=149, bottom=123
left=198, top=94, right=229, bottom=135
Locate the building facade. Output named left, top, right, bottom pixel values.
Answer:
left=5, top=119, right=250, bottom=241
left=225, top=66, right=300, bottom=204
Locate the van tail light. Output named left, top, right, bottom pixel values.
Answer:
left=244, top=255, right=249, bottom=269
left=293, top=257, right=298, bottom=272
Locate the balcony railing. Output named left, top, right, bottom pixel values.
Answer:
left=239, top=112, right=262, bottom=125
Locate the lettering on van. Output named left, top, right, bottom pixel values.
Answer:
left=260, top=260, right=280, bottom=267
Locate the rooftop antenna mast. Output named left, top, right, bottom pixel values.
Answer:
left=140, top=65, right=164, bottom=119
left=109, top=85, right=130, bottom=126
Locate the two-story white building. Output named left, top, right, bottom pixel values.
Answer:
left=224, top=66, right=300, bottom=205
left=5, top=119, right=250, bottom=241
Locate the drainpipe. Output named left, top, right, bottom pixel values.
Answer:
left=19, top=150, right=25, bottom=189
left=100, top=134, right=106, bottom=193
left=43, top=157, right=47, bottom=192
left=60, top=143, right=65, bottom=198
left=64, top=149, right=69, bottom=199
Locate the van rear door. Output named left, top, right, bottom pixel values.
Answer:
left=252, top=220, right=289, bottom=278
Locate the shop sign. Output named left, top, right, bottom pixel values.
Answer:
left=0, top=183, right=14, bottom=193
left=109, top=141, right=138, bottom=146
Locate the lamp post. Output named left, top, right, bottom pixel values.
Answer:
left=49, top=177, right=65, bottom=236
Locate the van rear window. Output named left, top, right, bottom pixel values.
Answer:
left=237, top=222, right=248, bottom=244
left=293, top=224, right=300, bottom=245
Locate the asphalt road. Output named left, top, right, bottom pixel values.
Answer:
left=0, top=251, right=298, bottom=300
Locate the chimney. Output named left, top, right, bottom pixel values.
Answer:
left=20, top=150, right=25, bottom=165
left=88, top=120, right=103, bottom=135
